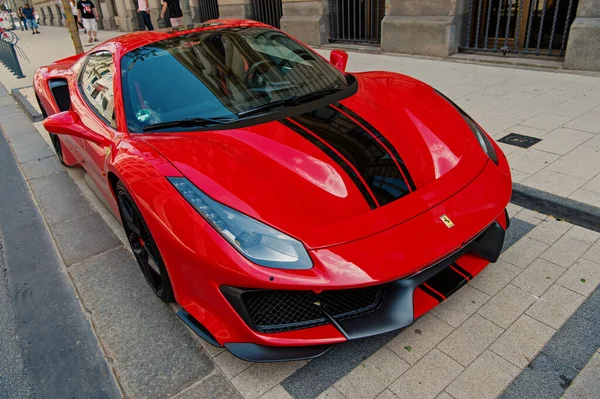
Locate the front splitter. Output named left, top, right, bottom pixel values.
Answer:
left=181, top=220, right=505, bottom=362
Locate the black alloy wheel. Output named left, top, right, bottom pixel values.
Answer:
left=116, top=181, right=174, bottom=302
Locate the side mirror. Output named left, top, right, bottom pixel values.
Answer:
left=330, top=50, right=348, bottom=72
left=43, top=110, right=109, bottom=146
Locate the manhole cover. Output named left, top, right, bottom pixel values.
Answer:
left=498, top=133, right=542, bottom=148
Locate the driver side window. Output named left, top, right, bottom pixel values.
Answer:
left=80, top=51, right=116, bottom=128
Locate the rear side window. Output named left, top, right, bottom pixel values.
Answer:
left=80, top=51, right=116, bottom=128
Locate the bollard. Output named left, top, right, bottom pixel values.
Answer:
left=0, top=39, right=25, bottom=78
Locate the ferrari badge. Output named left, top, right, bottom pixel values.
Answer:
left=439, top=215, right=454, bottom=228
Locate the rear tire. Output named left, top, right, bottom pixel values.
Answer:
left=116, top=181, right=175, bottom=302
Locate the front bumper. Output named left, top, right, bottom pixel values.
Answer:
left=180, top=217, right=506, bottom=362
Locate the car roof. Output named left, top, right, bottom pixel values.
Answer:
left=102, top=19, right=274, bottom=55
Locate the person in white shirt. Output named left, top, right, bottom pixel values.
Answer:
left=137, top=0, right=154, bottom=31
left=71, top=1, right=85, bottom=32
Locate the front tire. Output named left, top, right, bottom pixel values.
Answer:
left=49, top=133, right=68, bottom=166
left=116, top=181, right=175, bottom=302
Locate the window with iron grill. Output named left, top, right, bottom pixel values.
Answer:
left=329, top=0, right=385, bottom=45
left=251, top=0, right=283, bottom=29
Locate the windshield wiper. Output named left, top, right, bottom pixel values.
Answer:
left=142, top=116, right=237, bottom=132
left=293, top=86, right=342, bottom=103
left=237, top=85, right=342, bottom=118
left=237, top=97, right=299, bottom=118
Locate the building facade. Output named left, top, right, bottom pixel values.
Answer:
left=32, top=0, right=600, bottom=71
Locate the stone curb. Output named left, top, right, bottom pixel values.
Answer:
left=11, top=87, right=43, bottom=122
left=511, top=183, right=600, bottom=234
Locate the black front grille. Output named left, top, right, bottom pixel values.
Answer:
left=241, top=286, right=383, bottom=334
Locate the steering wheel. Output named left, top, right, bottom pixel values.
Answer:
left=244, top=60, right=271, bottom=87
left=293, top=49, right=313, bottom=60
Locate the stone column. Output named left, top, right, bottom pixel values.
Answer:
left=190, top=0, right=201, bottom=22
left=93, top=0, right=105, bottom=29
left=115, top=0, right=137, bottom=30
left=114, top=0, right=125, bottom=30
left=564, top=0, right=600, bottom=71
left=218, top=0, right=251, bottom=18
left=280, top=0, right=329, bottom=45
left=114, top=0, right=127, bottom=30
left=39, top=7, right=47, bottom=25
left=181, top=0, right=192, bottom=24
left=101, top=0, right=118, bottom=29
left=126, top=0, right=140, bottom=30
left=53, top=4, right=64, bottom=26
left=148, top=0, right=161, bottom=28
left=45, top=5, right=53, bottom=26
left=381, top=0, right=468, bottom=57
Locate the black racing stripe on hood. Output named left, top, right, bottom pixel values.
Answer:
left=336, top=103, right=417, bottom=191
left=280, top=119, right=379, bottom=210
left=290, top=105, right=411, bottom=207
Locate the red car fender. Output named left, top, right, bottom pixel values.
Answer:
left=104, top=138, right=183, bottom=215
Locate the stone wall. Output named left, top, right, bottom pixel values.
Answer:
left=280, top=0, right=329, bottom=46
left=564, top=0, right=600, bottom=71
left=381, top=0, right=468, bottom=57
left=218, top=0, right=251, bottom=18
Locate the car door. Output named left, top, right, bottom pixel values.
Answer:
left=73, top=50, right=118, bottom=204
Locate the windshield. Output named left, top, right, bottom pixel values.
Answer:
left=120, top=26, right=349, bottom=132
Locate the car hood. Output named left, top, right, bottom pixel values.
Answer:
left=141, top=72, right=490, bottom=249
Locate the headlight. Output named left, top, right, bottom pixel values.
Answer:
left=461, top=112, right=498, bottom=164
left=435, top=90, right=498, bottom=164
left=168, top=177, right=313, bottom=270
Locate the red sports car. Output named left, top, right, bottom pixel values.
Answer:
left=35, top=20, right=511, bottom=362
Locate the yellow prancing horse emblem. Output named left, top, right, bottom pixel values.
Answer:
left=439, top=214, right=454, bottom=228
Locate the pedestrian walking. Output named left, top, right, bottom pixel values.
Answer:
left=137, top=0, right=154, bottom=31
left=77, top=0, right=99, bottom=43
left=71, top=1, right=85, bottom=33
left=18, top=7, right=27, bottom=31
left=20, top=4, right=40, bottom=34
left=160, top=0, right=183, bottom=27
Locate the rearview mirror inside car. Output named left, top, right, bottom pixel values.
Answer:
left=330, top=50, right=348, bottom=72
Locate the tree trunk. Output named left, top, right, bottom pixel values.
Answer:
left=60, top=0, right=84, bottom=54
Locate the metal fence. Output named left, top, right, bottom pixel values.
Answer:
left=329, top=0, right=385, bottom=45
left=0, top=39, right=24, bottom=79
left=462, top=0, right=579, bottom=56
left=197, top=0, right=220, bottom=22
left=251, top=0, right=283, bottom=29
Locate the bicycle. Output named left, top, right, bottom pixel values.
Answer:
left=0, top=29, right=18, bottom=45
